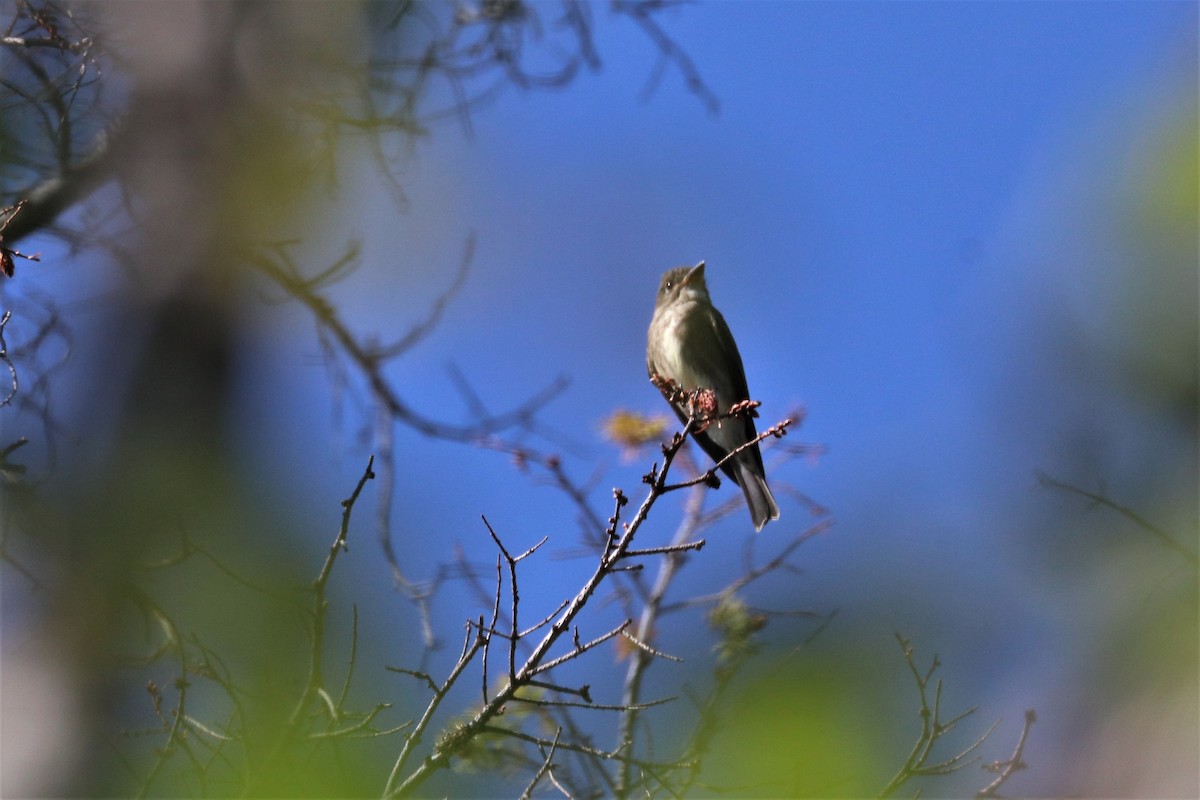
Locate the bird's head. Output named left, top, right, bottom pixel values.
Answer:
left=655, top=261, right=709, bottom=309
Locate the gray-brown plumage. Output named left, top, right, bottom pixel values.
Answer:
left=646, top=261, right=779, bottom=531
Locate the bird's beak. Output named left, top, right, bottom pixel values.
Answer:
left=682, top=260, right=706, bottom=285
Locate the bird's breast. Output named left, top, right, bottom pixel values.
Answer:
left=649, top=303, right=708, bottom=390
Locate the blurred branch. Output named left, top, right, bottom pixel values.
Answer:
left=1036, top=472, right=1198, bottom=566
left=133, top=592, right=189, bottom=799
left=3, top=0, right=717, bottom=259
left=1, top=130, right=115, bottom=247
left=660, top=518, right=833, bottom=615
left=480, top=724, right=690, bottom=775
left=673, top=591, right=789, bottom=797
left=377, top=234, right=474, bottom=359
left=0, top=288, right=71, bottom=487
left=127, top=459, right=405, bottom=796
left=250, top=242, right=569, bottom=662
left=614, top=0, right=720, bottom=114
left=364, top=0, right=718, bottom=137
left=2, top=0, right=110, bottom=247
left=250, top=244, right=568, bottom=445
left=977, top=709, right=1037, bottom=798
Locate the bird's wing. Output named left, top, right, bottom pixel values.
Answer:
left=702, top=306, right=752, bottom=407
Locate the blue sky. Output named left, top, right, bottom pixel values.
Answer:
left=6, top=1, right=1196, bottom=795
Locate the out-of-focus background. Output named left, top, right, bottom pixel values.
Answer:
left=2, top=1, right=1196, bottom=797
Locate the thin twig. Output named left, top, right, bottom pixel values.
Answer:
left=385, top=413, right=701, bottom=797
left=385, top=621, right=487, bottom=793
left=520, top=726, right=562, bottom=800
left=879, top=634, right=998, bottom=798
left=1036, top=472, right=1198, bottom=565
left=976, top=709, right=1036, bottom=798
left=290, top=456, right=376, bottom=727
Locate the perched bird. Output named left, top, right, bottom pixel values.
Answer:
left=646, top=261, right=779, bottom=531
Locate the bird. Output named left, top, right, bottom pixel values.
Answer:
left=646, top=260, right=779, bottom=531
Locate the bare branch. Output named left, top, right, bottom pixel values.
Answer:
left=623, top=539, right=705, bottom=557
left=620, top=629, right=683, bottom=663
left=518, top=596, right=571, bottom=639
left=879, top=634, right=1006, bottom=799
left=512, top=694, right=676, bottom=713
left=613, top=0, right=720, bottom=115
left=520, top=726, right=562, bottom=800
left=662, top=417, right=794, bottom=494
left=480, top=725, right=693, bottom=775
left=385, top=408, right=704, bottom=797
left=248, top=246, right=570, bottom=445
left=531, top=619, right=632, bottom=676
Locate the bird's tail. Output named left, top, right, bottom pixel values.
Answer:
left=739, top=467, right=780, bottom=532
